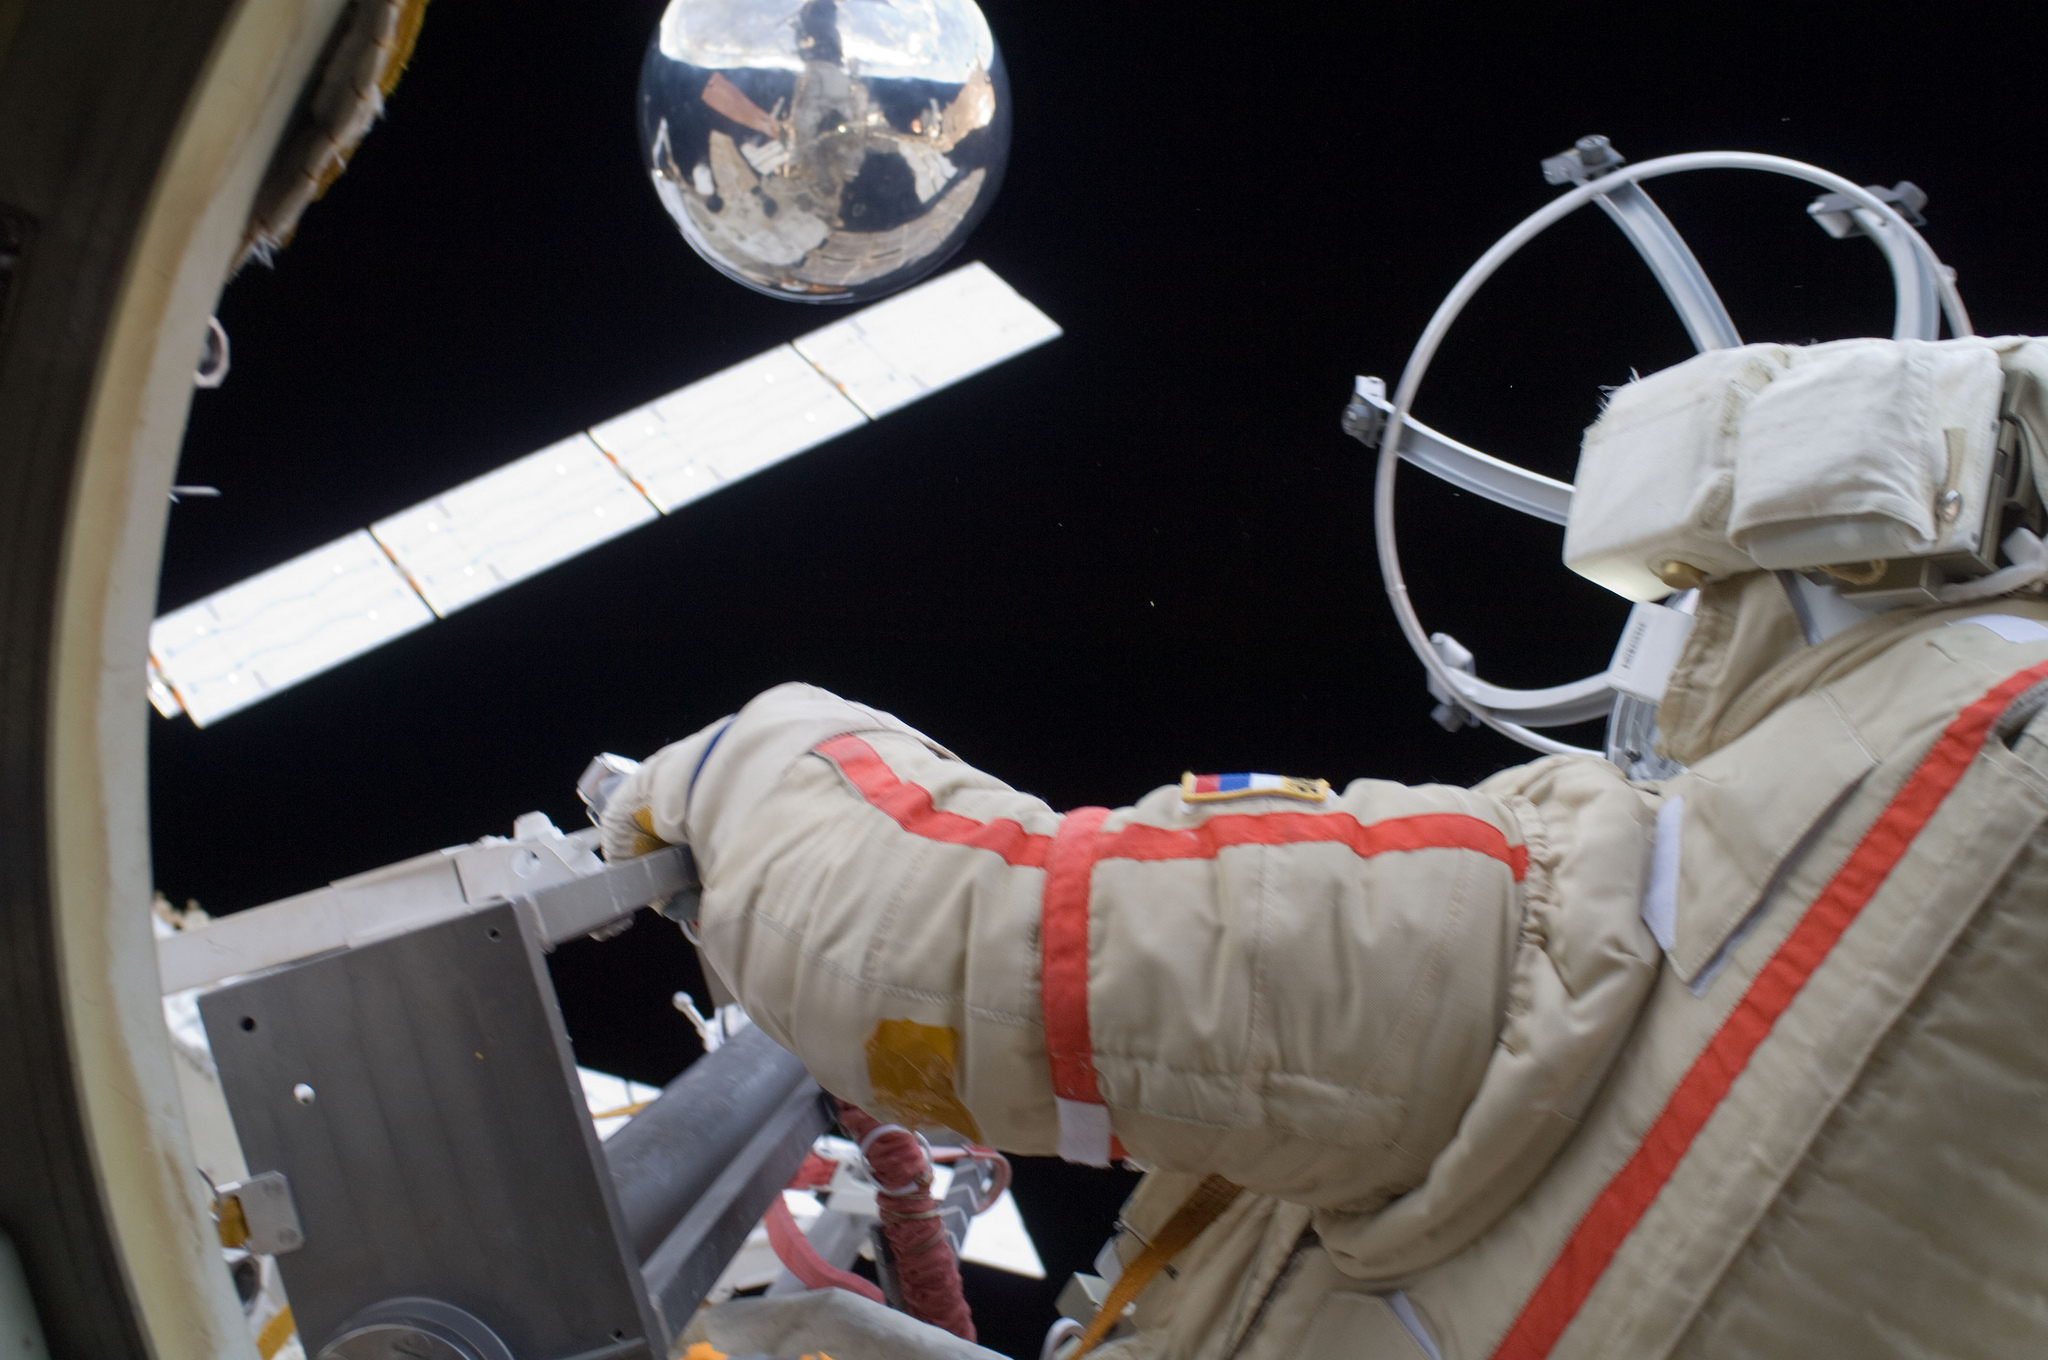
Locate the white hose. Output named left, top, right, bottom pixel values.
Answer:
left=1041, top=1318, right=1085, bottom=1360
left=1934, top=528, right=2048, bottom=603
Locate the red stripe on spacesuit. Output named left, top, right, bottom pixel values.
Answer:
left=1044, top=807, right=1112, bottom=1107
left=1094, top=810, right=1528, bottom=880
left=814, top=734, right=1053, bottom=868
left=815, top=735, right=1527, bottom=880
left=1041, top=807, right=1526, bottom=1161
left=1490, top=658, right=2048, bottom=1360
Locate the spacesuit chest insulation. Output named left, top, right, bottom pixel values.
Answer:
left=1107, top=618, right=2048, bottom=1360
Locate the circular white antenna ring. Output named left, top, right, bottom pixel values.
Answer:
left=1378, top=151, right=1971, bottom=757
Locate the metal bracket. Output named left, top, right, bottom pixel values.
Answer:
left=1339, top=376, right=1389, bottom=446
left=1808, top=180, right=1927, bottom=238
left=1805, top=179, right=1941, bottom=341
left=158, top=827, right=697, bottom=994
left=1343, top=376, right=1574, bottom=525
left=1425, top=634, right=1479, bottom=733
left=1539, top=133, right=1626, bottom=187
left=215, top=1171, right=304, bottom=1256
left=1543, top=136, right=1742, bottom=353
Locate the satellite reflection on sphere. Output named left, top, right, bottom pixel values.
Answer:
left=639, top=0, right=1009, bottom=303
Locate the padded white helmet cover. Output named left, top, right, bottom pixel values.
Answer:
left=1564, top=336, right=2036, bottom=600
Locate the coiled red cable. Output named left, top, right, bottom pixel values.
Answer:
left=835, top=1101, right=977, bottom=1342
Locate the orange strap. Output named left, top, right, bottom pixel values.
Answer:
left=1491, top=657, right=2048, bottom=1358
left=1071, top=1175, right=1244, bottom=1358
left=255, top=1305, right=296, bottom=1360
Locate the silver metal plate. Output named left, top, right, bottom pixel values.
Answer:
left=201, top=902, right=661, bottom=1360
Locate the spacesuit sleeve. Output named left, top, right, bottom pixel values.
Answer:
left=619, top=682, right=1656, bottom=1215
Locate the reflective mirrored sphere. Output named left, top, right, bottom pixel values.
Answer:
left=639, top=0, right=1009, bottom=303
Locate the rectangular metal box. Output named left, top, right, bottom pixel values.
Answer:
left=201, top=902, right=661, bottom=1360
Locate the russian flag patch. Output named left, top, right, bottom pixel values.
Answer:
left=1180, top=772, right=1331, bottom=803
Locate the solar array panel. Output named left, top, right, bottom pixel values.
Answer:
left=590, top=345, right=865, bottom=513
left=150, top=532, right=437, bottom=727
left=371, top=434, right=660, bottom=617
left=150, top=263, right=1058, bottom=725
left=793, top=261, right=1064, bottom=418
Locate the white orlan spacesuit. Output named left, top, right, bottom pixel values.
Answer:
left=604, top=335, right=2048, bottom=1360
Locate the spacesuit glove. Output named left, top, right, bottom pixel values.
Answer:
left=595, top=718, right=732, bottom=863
left=684, top=1291, right=1007, bottom=1360
left=598, top=770, right=671, bottom=862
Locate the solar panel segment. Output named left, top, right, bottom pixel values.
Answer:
left=590, top=345, right=865, bottom=514
left=794, top=262, right=1062, bottom=418
left=371, top=433, right=660, bottom=617
left=150, top=532, right=437, bottom=727
left=149, top=263, right=1059, bottom=725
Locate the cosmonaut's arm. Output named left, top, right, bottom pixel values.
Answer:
left=602, top=683, right=1656, bottom=1213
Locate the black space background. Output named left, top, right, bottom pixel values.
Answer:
left=152, top=3, right=2048, bottom=1354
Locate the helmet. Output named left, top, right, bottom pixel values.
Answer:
left=1348, top=137, right=2047, bottom=777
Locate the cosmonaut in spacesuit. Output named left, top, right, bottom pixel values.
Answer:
left=603, top=332, right=2048, bottom=1360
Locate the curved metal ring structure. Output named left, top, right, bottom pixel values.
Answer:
left=0, top=4, right=353, bottom=1357
left=1375, top=151, right=1972, bottom=757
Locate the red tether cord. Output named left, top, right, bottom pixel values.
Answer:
left=836, top=1101, right=977, bottom=1342
left=763, top=1193, right=886, bottom=1306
